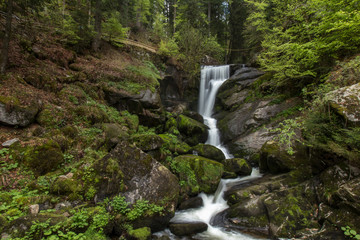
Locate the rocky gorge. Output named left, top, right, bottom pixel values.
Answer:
left=1, top=41, right=360, bottom=239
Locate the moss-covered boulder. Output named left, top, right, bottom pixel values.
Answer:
left=131, top=134, right=164, bottom=151
left=259, top=140, right=308, bottom=174
left=263, top=182, right=320, bottom=238
left=158, top=134, right=191, bottom=154
left=0, top=96, right=39, bottom=127
left=36, top=104, right=68, bottom=128
left=98, top=142, right=180, bottom=231
left=176, top=115, right=208, bottom=146
left=23, top=140, right=64, bottom=175
left=327, top=83, right=360, bottom=126
left=172, top=155, right=224, bottom=196
left=227, top=196, right=269, bottom=235
left=101, top=123, right=129, bottom=149
left=223, top=158, right=251, bottom=176
left=192, top=144, right=225, bottom=161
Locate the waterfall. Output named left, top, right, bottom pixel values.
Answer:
left=198, top=65, right=232, bottom=159
left=156, top=65, right=263, bottom=240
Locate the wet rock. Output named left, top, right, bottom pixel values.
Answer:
left=2, top=138, right=19, bottom=147
left=178, top=197, right=203, bottom=210
left=223, top=158, right=252, bottom=176
left=172, top=155, right=224, bottom=196
left=327, top=83, right=360, bottom=126
left=0, top=102, right=38, bottom=127
left=191, top=144, right=225, bottom=162
left=177, top=115, right=208, bottom=146
left=169, top=221, right=208, bottom=236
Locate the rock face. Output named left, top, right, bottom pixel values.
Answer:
left=327, top=83, right=360, bottom=126
left=104, top=87, right=164, bottom=127
left=172, top=155, right=224, bottom=196
left=216, top=67, right=302, bottom=160
left=0, top=102, right=38, bottom=127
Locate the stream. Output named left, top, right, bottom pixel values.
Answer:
left=156, top=65, right=265, bottom=239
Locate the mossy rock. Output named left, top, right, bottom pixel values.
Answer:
left=165, top=117, right=180, bottom=136
left=0, top=214, right=8, bottom=232
left=227, top=197, right=269, bottom=235
left=8, top=212, right=68, bottom=238
left=158, top=134, right=191, bottom=154
left=172, top=155, right=224, bottom=196
left=58, top=84, right=88, bottom=105
left=223, top=158, right=252, bottom=176
left=128, top=227, right=151, bottom=240
left=36, top=104, right=68, bottom=128
left=259, top=140, right=308, bottom=174
left=121, top=111, right=140, bottom=131
left=75, top=105, right=110, bottom=124
left=61, top=125, right=79, bottom=138
left=23, top=71, right=59, bottom=92
left=192, top=144, right=225, bottom=162
left=0, top=95, right=39, bottom=127
left=50, top=177, right=83, bottom=196
left=263, top=182, right=320, bottom=238
left=23, top=140, right=64, bottom=175
left=131, top=134, right=164, bottom=151
left=176, top=115, right=208, bottom=146
left=101, top=123, right=129, bottom=149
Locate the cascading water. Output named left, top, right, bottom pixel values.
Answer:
left=156, top=65, right=263, bottom=239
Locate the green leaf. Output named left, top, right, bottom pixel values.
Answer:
left=350, top=230, right=357, bottom=235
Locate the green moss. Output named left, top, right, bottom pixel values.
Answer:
left=51, top=178, right=83, bottom=195
left=0, top=214, right=8, bottom=232
left=159, top=133, right=191, bottom=154
left=172, top=155, right=224, bottom=195
left=128, top=227, right=151, bottom=240
left=36, top=104, right=67, bottom=128
left=24, top=140, right=64, bottom=175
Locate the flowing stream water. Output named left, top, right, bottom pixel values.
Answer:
left=157, top=65, right=264, bottom=239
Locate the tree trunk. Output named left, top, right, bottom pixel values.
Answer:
left=208, top=1, right=211, bottom=36
left=0, top=0, right=13, bottom=74
left=92, top=0, right=102, bottom=52
left=173, top=0, right=176, bottom=34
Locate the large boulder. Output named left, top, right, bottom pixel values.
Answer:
left=259, top=139, right=309, bottom=174
left=131, top=134, right=164, bottom=152
left=327, top=83, right=360, bottom=126
left=0, top=98, right=39, bottom=127
left=23, top=140, right=64, bottom=175
left=223, top=158, right=252, bottom=176
left=104, top=87, right=164, bottom=127
left=95, top=142, right=180, bottom=231
left=172, top=155, right=224, bottom=196
left=177, top=115, right=208, bottom=146
left=191, top=144, right=225, bottom=161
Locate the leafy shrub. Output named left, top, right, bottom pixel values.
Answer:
left=158, top=39, right=179, bottom=58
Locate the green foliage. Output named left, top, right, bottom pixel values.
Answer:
left=270, top=118, right=303, bottom=155
left=110, top=195, right=164, bottom=221
left=342, top=226, right=360, bottom=239
left=158, top=39, right=179, bottom=58
left=102, top=13, right=129, bottom=43
left=244, top=0, right=360, bottom=88
left=110, top=195, right=130, bottom=214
